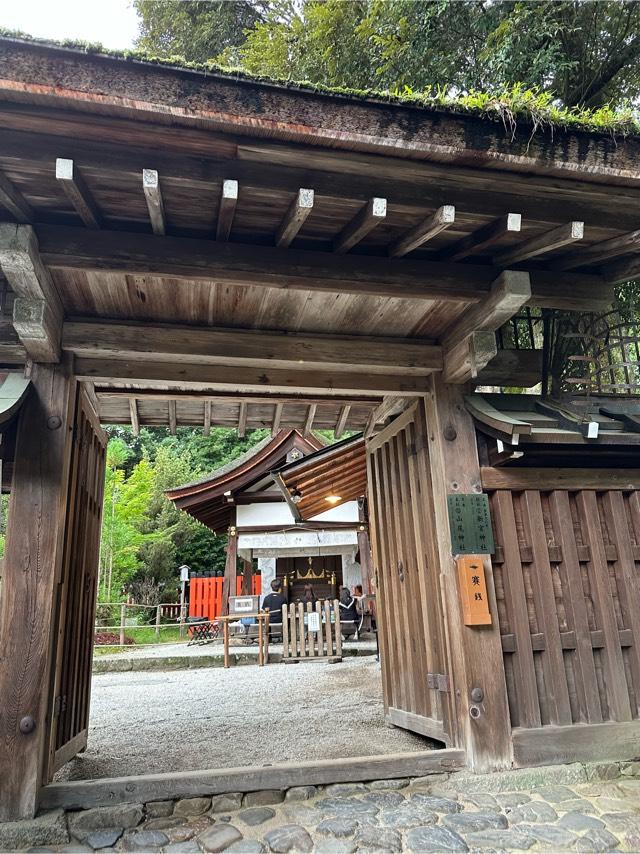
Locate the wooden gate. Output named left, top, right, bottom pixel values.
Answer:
left=484, top=468, right=640, bottom=765
left=46, top=386, right=107, bottom=778
left=366, top=403, right=452, bottom=745
left=281, top=599, right=342, bottom=661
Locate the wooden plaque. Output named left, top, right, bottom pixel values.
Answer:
left=457, top=555, right=492, bottom=626
left=447, top=493, right=495, bottom=555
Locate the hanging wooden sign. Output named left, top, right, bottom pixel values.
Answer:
left=457, top=555, right=492, bottom=626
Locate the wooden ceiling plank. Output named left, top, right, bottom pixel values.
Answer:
left=0, top=223, right=62, bottom=362
left=129, top=398, right=139, bottom=436
left=554, top=229, right=640, bottom=271
left=272, top=402, right=283, bottom=436
left=216, top=179, right=238, bottom=242
left=275, top=188, right=314, bottom=248
left=604, top=254, right=640, bottom=285
left=303, top=403, right=317, bottom=435
left=142, top=169, right=166, bottom=236
left=74, top=356, right=432, bottom=396
left=62, top=321, right=443, bottom=375
left=238, top=401, right=247, bottom=437
left=334, top=404, right=351, bottom=439
left=494, top=221, right=584, bottom=266
left=36, top=223, right=611, bottom=311
left=333, top=197, right=386, bottom=255
left=168, top=399, right=177, bottom=434
left=0, top=172, right=33, bottom=223
left=95, top=389, right=380, bottom=406
left=440, top=213, right=521, bottom=262
left=388, top=205, right=455, bottom=258
left=203, top=399, right=212, bottom=436
left=55, top=158, right=101, bottom=229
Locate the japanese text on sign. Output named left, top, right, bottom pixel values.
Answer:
left=447, top=493, right=495, bottom=555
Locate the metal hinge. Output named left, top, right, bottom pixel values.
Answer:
left=427, top=673, right=451, bottom=693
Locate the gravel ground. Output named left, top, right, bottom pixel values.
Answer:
left=96, top=638, right=377, bottom=660
left=56, top=657, right=430, bottom=781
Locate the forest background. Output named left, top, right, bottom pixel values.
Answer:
left=22, top=0, right=638, bottom=606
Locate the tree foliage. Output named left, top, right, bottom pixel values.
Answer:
left=135, top=0, right=640, bottom=108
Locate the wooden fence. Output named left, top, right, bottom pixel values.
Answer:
left=281, top=599, right=342, bottom=661
left=189, top=576, right=261, bottom=622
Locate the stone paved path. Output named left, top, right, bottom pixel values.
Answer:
left=8, top=762, right=640, bottom=853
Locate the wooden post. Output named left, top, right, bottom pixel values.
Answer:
left=0, top=360, right=76, bottom=821
left=223, top=619, right=230, bottom=669
left=241, top=557, right=253, bottom=596
left=120, top=604, right=126, bottom=646
left=258, top=614, right=264, bottom=666
left=221, top=517, right=237, bottom=616
left=423, top=375, right=512, bottom=772
left=357, top=496, right=374, bottom=595
left=155, top=604, right=161, bottom=640
left=179, top=603, right=187, bottom=639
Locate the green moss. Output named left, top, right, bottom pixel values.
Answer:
left=1, top=28, right=639, bottom=138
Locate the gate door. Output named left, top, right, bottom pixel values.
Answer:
left=367, top=401, right=452, bottom=745
left=46, top=386, right=107, bottom=778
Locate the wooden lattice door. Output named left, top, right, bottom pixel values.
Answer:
left=46, top=386, right=107, bottom=778
left=366, top=402, right=453, bottom=745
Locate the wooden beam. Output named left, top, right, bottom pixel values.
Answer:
left=388, top=205, right=455, bottom=258
left=62, top=321, right=443, bottom=376
left=363, top=409, right=377, bottom=439
left=334, top=404, right=351, bottom=439
left=36, top=224, right=611, bottom=311
left=74, top=357, right=432, bottom=397
left=97, top=389, right=380, bottom=406
left=275, top=188, right=314, bottom=248
left=441, top=271, right=531, bottom=384
left=513, top=721, right=640, bottom=768
left=603, top=253, right=640, bottom=285
left=0, top=172, right=33, bottom=223
left=369, top=396, right=411, bottom=430
left=439, top=214, right=521, bottom=262
left=334, top=197, right=386, bottom=254
left=168, top=399, right=177, bottom=434
left=272, top=402, right=283, bottom=436
left=237, top=401, right=247, bottom=437
left=0, top=223, right=62, bottom=362
left=473, top=348, right=542, bottom=389
left=129, top=398, right=139, bottom=436
left=303, top=403, right=317, bottom=435
left=494, top=221, right=584, bottom=266
left=553, top=229, right=640, bottom=271
left=203, top=400, right=211, bottom=436
left=481, top=467, right=640, bottom=492
left=142, top=170, right=165, bottom=236
left=216, top=179, right=238, bottom=242
left=0, top=361, right=75, bottom=820
left=55, top=159, right=101, bottom=229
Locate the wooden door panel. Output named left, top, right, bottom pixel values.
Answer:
left=367, top=403, right=452, bottom=744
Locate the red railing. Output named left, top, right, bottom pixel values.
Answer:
left=189, top=576, right=262, bottom=622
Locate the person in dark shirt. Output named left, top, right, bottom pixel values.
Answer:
left=262, top=579, right=287, bottom=639
left=338, top=586, right=360, bottom=640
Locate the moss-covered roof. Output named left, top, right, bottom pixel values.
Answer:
left=2, top=28, right=639, bottom=139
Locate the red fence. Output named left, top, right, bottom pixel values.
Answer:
left=189, top=576, right=262, bottom=621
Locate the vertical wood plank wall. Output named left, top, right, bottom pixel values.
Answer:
left=489, top=486, right=640, bottom=735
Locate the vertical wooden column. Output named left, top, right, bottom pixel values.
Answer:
left=424, top=375, right=512, bottom=772
left=357, top=496, right=374, bottom=594
left=241, top=555, right=254, bottom=596
left=0, top=360, right=76, bottom=820
left=221, top=514, right=238, bottom=616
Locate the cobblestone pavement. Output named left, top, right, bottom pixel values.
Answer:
left=7, top=763, right=640, bottom=853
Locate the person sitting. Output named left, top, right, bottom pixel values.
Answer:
left=338, top=586, right=360, bottom=640
left=262, top=579, right=287, bottom=640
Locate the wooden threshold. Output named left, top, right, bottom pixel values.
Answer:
left=386, top=708, right=449, bottom=746
left=512, top=721, right=640, bottom=767
left=39, top=749, right=465, bottom=810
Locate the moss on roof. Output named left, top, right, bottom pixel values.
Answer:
left=2, top=29, right=639, bottom=139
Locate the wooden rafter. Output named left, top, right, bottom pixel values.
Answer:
left=333, top=197, right=386, bottom=254
left=554, top=230, right=640, bottom=271
left=272, top=402, right=283, bottom=436
left=0, top=171, right=33, bottom=223
left=129, top=398, right=140, bottom=436
left=55, top=159, right=101, bottom=229
left=36, top=224, right=611, bottom=311
left=275, top=188, right=314, bottom=248
left=237, top=401, right=247, bottom=437
left=62, top=321, right=443, bottom=375
left=303, top=403, right=317, bottom=435
left=168, top=399, right=177, bottom=434
left=440, top=213, right=521, bottom=262
left=494, top=221, right=584, bottom=266
left=216, top=179, right=238, bottom=241
left=203, top=400, right=212, bottom=436
left=142, top=169, right=165, bottom=236
left=604, top=254, right=640, bottom=285
left=388, top=205, right=455, bottom=258
left=334, top=404, right=351, bottom=439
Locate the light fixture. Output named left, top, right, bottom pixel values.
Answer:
left=325, top=493, right=342, bottom=505
left=291, top=488, right=302, bottom=505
